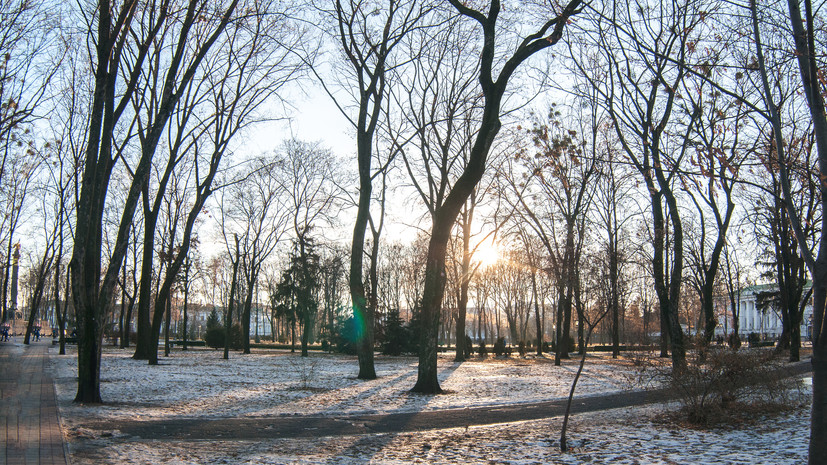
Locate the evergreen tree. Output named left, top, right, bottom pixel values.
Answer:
left=274, top=228, right=322, bottom=357
left=381, top=308, right=406, bottom=355
left=204, top=309, right=224, bottom=349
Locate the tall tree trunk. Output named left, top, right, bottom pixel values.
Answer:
left=532, top=272, right=543, bottom=356
left=121, top=297, right=135, bottom=349
left=413, top=226, right=452, bottom=394
left=290, top=317, right=296, bottom=353
left=224, top=239, right=240, bottom=360
left=661, top=189, right=686, bottom=370
left=133, top=209, right=159, bottom=360
left=54, top=261, right=67, bottom=355
left=811, top=281, right=827, bottom=464
left=301, top=312, right=311, bottom=357
left=182, top=270, right=189, bottom=351
left=454, top=208, right=473, bottom=362
left=118, top=263, right=127, bottom=348
left=164, top=296, right=171, bottom=357
left=555, top=291, right=565, bottom=366
left=610, top=244, right=620, bottom=358
left=562, top=291, right=573, bottom=359
left=351, top=127, right=376, bottom=379
left=242, top=271, right=257, bottom=355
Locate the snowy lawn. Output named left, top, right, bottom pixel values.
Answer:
left=51, top=345, right=654, bottom=421
left=50, top=345, right=811, bottom=464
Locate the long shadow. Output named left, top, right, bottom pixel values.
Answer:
left=185, top=352, right=420, bottom=418
left=86, top=354, right=462, bottom=439
left=82, top=354, right=815, bottom=447
left=320, top=359, right=465, bottom=464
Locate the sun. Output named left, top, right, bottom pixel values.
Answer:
left=473, top=238, right=500, bottom=268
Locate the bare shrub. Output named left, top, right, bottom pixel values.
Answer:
left=287, top=355, right=323, bottom=391
left=669, top=348, right=805, bottom=425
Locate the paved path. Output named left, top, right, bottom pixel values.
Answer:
left=87, top=360, right=812, bottom=442
left=0, top=339, right=67, bottom=465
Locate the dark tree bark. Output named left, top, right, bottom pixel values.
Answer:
left=755, top=1, right=827, bottom=460
left=181, top=255, right=190, bottom=350
left=224, top=237, right=240, bottom=360
left=323, top=0, right=425, bottom=381
left=71, top=0, right=240, bottom=402
left=723, top=247, right=742, bottom=349
left=71, top=0, right=169, bottom=403
left=410, top=0, right=582, bottom=394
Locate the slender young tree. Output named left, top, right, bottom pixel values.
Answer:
left=219, top=157, right=290, bottom=355
left=683, top=82, right=749, bottom=345
left=315, top=0, right=428, bottom=380
left=23, top=153, right=64, bottom=344
left=504, top=107, right=597, bottom=365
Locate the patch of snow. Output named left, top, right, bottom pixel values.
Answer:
left=51, top=347, right=646, bottom=422
left=50, top=346, right=810, bottom=464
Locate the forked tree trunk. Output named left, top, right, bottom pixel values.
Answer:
left=412, top=0, right=581, bottom=394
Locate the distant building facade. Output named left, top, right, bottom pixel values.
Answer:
left=719, top=283, right=813, bottom=341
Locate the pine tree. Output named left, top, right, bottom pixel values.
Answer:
left=204, top=308, right=224, bottom=349
left=274, top=228, right=322, bottom=357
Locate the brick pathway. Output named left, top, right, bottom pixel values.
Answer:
left=0, top=339, right=67, bottom=465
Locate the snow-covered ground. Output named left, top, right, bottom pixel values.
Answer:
left=50, top=345, right=811, bottom=464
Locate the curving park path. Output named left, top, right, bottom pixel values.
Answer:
left=81, top=360, right=812, bottom=442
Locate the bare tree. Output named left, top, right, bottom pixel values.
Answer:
left=396, top=9, right=485, bottom=362
left=314, top=0, right=429, bottom=380
left=504, top=107, right=597, bottom=365
left=488, top=247, right=533, bottom=345
left=23, top=143, right=70, bottom=344
left=47, top=50, right=86, bottom=355
left=748, top=127, right=815, bottom=361
left=589, top=122, right=634, bottom=358
left=0, top=0, right=63, bottom=179
left=707, top=2, right=827, bottom=455
left=70, top=0, right=245, bottom=401
left=402, top=0, right=582, bottom=394
left=683, top=78, right=751, bottom=346
left=0, top=149, right=39, bottom=322
left=574, top=0, right=712, bottom=370
left=260, top=139, right=338, bottom=356
left=0, top=0, right=64, bottom=323
left=446, top=186, right=504, bottom=361
left=133, top=0, right=304, bottom=361
left=219, top=156, right=290, bottom=355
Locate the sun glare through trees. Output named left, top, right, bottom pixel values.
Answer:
left=0, top=0, right=824, bottom=462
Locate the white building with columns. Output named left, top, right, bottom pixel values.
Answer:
left=721, top=283, right=813, bottom=341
